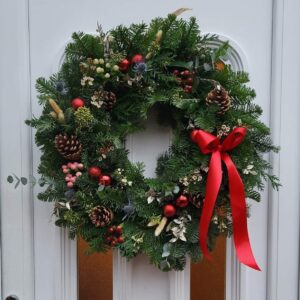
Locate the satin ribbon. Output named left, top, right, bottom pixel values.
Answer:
left=191, top=127, right=260, bottom=271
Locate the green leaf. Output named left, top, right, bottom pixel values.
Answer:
left=21, top=177, right=28, bottom=185
left=168, top=61, right=193, bottom=70
left=7, top=175, right=14, bottom=183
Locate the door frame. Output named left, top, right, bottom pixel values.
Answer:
left=1, top=0, right=300, bottom=299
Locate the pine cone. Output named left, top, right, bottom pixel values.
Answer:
left=102, top=91, right=117, bottom=109
left=189, top=193, right=203, bottom=208
left=89, top=205, right=114, bottom=228
left=205, top=85, right=231, bottom=114
left=54, top=134, right=82, bottom=160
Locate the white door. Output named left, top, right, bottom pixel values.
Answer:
left=1, top=1, right=300, bottom=300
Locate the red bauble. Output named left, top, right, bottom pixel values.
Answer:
left=88, top=166, right=102, bottom=178
left=118, top=59, right=130, bottom=72
left=99, top=174, right=111, bottom=186
left=131, top=54, right=144, bottom=64
left=175, top=195, right=189, bottom=208
left=71, top=97, right=85, bottom=110
left=163, top=204, right=176, bottom=218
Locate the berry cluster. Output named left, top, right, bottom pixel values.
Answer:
left=173, top=69, right=194, bottom=93
left=62, top=162, right=84, bottom=188
left=105, top=225, right=125, bottom=247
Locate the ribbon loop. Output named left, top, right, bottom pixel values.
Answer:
left=221, top=127, right=247, bottom=152
left=190, top=130, right=219, bottom=154
left=191, top=127, right=260, bottom=271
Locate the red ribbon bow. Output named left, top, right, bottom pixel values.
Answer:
left=191, top=127, right=260, bottom=271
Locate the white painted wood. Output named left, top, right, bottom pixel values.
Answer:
left=0, top=0, right=35, bottom=300
left=124, top=108, right=189, bottom=300
left=113, top=251, right=133, bottom=300
left=267, top=0, right=300, bottom=299
left=3, top=0, right=299, bottom=299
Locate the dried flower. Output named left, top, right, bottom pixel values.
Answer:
left=81, top=76, right=94, bottom=86
left=167, top=214, right=191, bottom=243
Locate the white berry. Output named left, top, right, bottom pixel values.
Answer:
left=96, top=67, right=104, bottom=73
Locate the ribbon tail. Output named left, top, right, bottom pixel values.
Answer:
left=199, top=151, right=222, bottom=258
left=222, top=153, right=261, bottom=271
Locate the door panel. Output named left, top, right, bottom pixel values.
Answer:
left=1, top=0, right=289, bottom=299
left=191, top=237, right=226, bottom=300
left=78, top=239, right=113, bottom=300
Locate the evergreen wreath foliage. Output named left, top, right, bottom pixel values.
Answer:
left=25, top=13, right=279, bottom=271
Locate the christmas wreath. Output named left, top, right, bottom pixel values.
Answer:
left=26, top=10, right=279, bottom=271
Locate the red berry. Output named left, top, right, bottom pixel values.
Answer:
left=163, top=204, right=176, bottom=218
left=118, top=59, right=130, bottom=72
left=183, top=70, right=191, bottom=77
left=107, top=227, right=114, bottom=234
left=115, top=225, right=123, bottom=234
left=106, top=236, right=113, bottom=243
left=71, top=98, right=85, bottom=110
left=117, top=236, right=125, bottom=244
left=99, top=174, right=111, bottom=186
left=88, top=166, right=102, bottom=178
left=175, top=195, right=189, bottom=208
left=184, top=85, right=193, bottom=93
left=131, top=54, right=144, bottom=64
left=173, top=70, right=179, bottom=76
left=110, top=240, right=116, bottom=247
left=186, top=77, right=193, bottom=84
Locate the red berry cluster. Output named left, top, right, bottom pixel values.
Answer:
left=62, top=162, right=84, bottom=188
left=163, top=195, right=189, bottom=218
left=105, top=225, right=125, bottom=247
left=173, top=69, right=194, bottom=93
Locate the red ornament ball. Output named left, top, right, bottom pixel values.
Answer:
left=175, top=195, right=189, bottom=208
left=88, top=166, right=102, bottom=178
left=99, top=174, right=111, bottom=186
left=163, top=204, right=176, bottom=218
left=71, top=97, right=85, bottom=110
left=131, top=54, right=144, bottom=64
left=118, top=58, right=130, bottom=72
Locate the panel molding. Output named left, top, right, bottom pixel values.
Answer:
left=168, top=260, right=190, bottom=300
left=113, top=251, right=133, bottom=300
left=0, top=0, right=35, bottom=299
left=267, top=0, right=300, bottom=299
